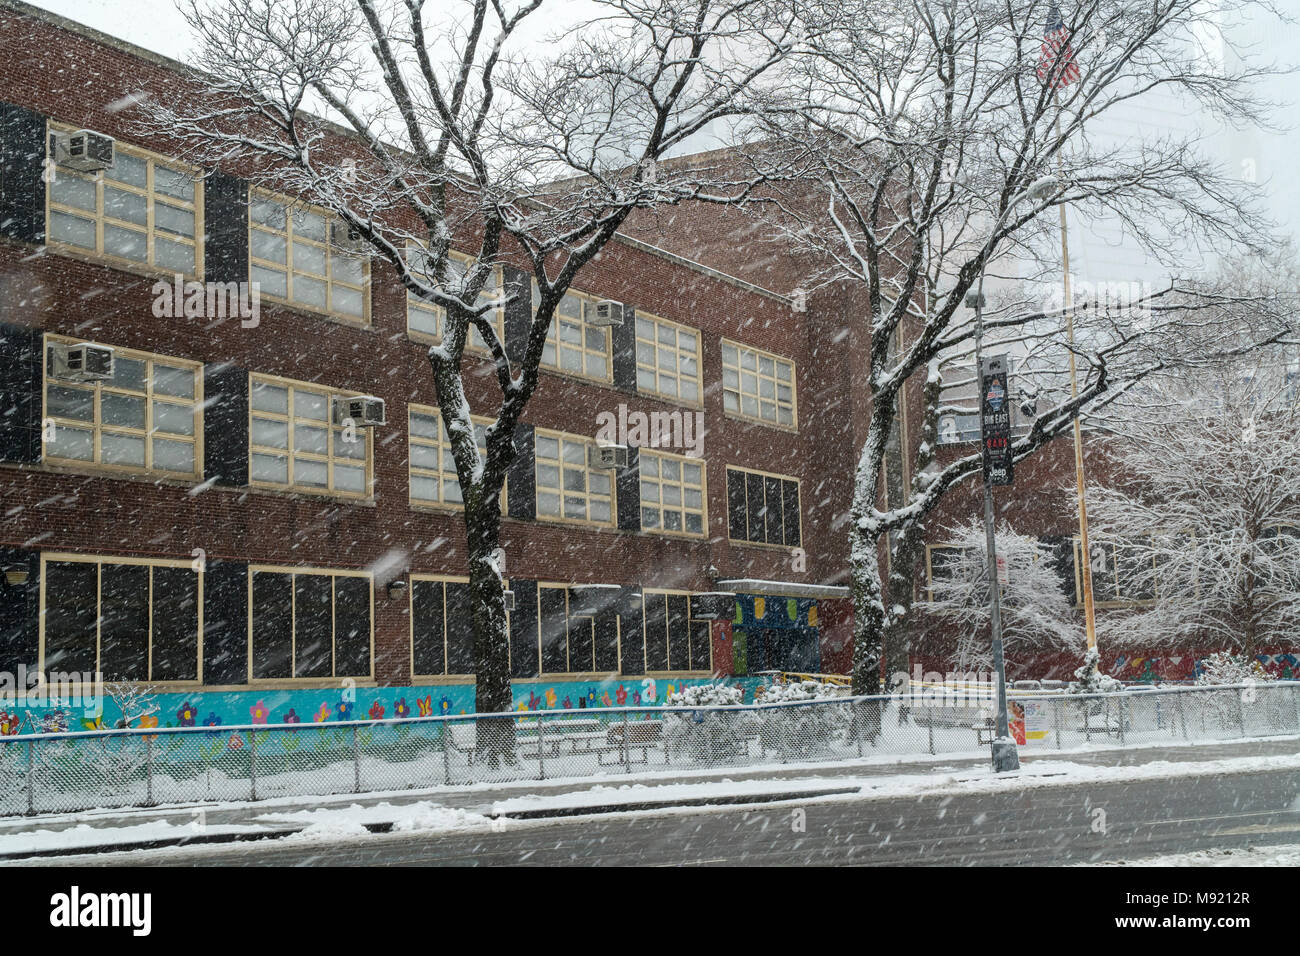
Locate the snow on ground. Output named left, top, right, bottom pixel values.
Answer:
left=1088, top=845, right=1300, bottom=867
left=261, top=801, right=494, bottom=839
left=0, top=820, right=268, bottom=856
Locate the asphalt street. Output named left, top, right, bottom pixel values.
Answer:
left=44, top=763, right=1300, bottom=866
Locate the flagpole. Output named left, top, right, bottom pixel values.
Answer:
left=1053, top=105, right=1099, bottom=656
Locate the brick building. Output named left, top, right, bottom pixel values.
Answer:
left=0, top=0, right=865, bottom=728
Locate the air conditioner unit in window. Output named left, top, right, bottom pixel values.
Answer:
left=588, top=443, right=628, bottom=469
left=589, top=299, right=624, bottom=328
left=503, top=590, right=516, bottom=612
left=48, top=342, right=115, bottom=382
left=333, top=395, right=386, bottom=427
left=330, top=220, right=368, bottom=253
left=50, top=129, right=115, bottom=172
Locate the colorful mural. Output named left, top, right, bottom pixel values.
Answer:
left=0, top=676, right=769, bottom=736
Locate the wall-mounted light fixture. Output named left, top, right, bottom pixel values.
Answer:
left=3, top=567, right=29, bottom=587
left=386, top=579, right=408, bottom=600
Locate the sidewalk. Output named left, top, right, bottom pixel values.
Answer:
left=3, top=736, right=1297, bottom=860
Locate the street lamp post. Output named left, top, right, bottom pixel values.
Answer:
left=962, top=176, right=1057, bottom=773
left=967, top=281, right=1019, bottom=773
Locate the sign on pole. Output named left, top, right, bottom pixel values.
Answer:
left=979, top=354, right=1013, bottom=486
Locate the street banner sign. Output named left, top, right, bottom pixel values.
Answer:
left=979, top=353, right=1013, bottom=486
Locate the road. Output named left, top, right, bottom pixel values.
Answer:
left=46, top=764, right=1300, bottom=866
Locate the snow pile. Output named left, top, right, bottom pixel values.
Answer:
left=260, top=800, right=494, bottom=836
left=757, top=679, right=842, bottom=703
left=1088, top=844, right=1300, bottom=867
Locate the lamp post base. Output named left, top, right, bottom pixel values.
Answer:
left=991, top=737, right=1021, bottom=773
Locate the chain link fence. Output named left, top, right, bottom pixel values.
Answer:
left=1, top=682, right=1297, bottom=816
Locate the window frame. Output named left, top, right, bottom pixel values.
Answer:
left=41, top=334, right=204, bottom=480
left=725, top=464, right=802, bottom=548
left=534, top=281, right=614, bottom=384
left=406, top=247, right=504, bottom=351
left=246, top=564, right=374, bottom=684
left=248, top=372, right=375, bottom=499
left=534, top=582, right=622, bottom=677
left=38, top=552, right=204, bottom=687
left=638, top=448, right=708, bottom=538
left=720, top=339, right=798, bottom=429
left=407, top=405, right=503, bottom=511
left=533, top=427, right=617, bottom=529
left=634, top=311, right=703, bottom=406
left=641, top=588, right=713, bottom=675
left=247, top=188, right=370, bottom=325
left=44, top=123, right=205, bottom=280
left=1073, top=538, right=1159, bottom=607
left=409, top=573, right=508, bottom=681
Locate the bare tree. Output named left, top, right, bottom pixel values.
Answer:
left=139, top=0, right=801, bottom=742
left=1088, top=348, right=1300, bottom=658
left=917, top=518, right=1082, bottom=673
left=750, top=0, right=1293, bottom=692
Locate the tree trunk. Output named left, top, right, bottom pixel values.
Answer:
left=464, top=493, right=516, bottom=765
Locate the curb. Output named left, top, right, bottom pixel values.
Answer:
left=491, top=785, right=862, bottom=819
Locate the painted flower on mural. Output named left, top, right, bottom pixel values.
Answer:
left=368, top=701, right=385, bottom=721
left=633, top=692, right=642, bottom=705
left=203, top=714, right=221, bottom=727
left=250, top=701, right=269, bottom=725
left=394, top=698, right=409, bottom=719
left=601, top=692, right=612, bottom=707
left=562, top=696, right=572, bottom=709
left=0, top=712, right=19, bottom=736
left=545, top=688, right=557, bottom=708
left=314, top=704, right=331, bottom=723
left=416, top=696, right=433, bottom=717
left=337, top=700, right=354, bottom=720
left=586, top=689, right=597, bottom=706
left=138, top=715, right=159, bottom=741
left=82, top=716, right=105, bottom=731
left=283, top=709, right=301, bottom=724
left=616, top=684, right=628, bottom=706
left=228, top=733, right=244, bottom=750
left=528, top=691, right=542, bottom=711
left=40, top=711, right=67, bottom=733
left=440, top=697, right=452, bottom=714
left=177, top=703, right=197, bottom=727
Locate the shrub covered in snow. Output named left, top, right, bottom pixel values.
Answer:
left=1067, top=648, right=1123, bottom=695
left=1195, top=651, right=1277, bottom=686
left=754, top=680, right=852, bottom=757
left=663, top=683, right=751, bottom=762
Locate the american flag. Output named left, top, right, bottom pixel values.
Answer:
left=1037, top=3, right=1081, bottom=89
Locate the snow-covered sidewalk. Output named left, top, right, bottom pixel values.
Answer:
left=3, top=735, right=1298, bottom=862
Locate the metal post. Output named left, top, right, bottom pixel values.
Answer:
left=441, top=721, right=451, bottom=786
left=351, top=725, right=360, bottom=793
left=927, top=720, right=935, bottom=755
left=971, top=281, right=1019, bottom=774
left=26, top=739, right=35, bottom=816
left=536, top=717, right=546, bottom=781
left=246, top=728, right=256, bottom=801
left=1117, top=695, right=1126, bottom=744
left=622, top=711, right=630, bottom=773
left=1235, top=688, right=1247, bottom=738
left=1054, top=697, right=1063, bottom=750
left=1177, top=691, right=1189, bottom=740
left=146, top=734, right=155, bottom=806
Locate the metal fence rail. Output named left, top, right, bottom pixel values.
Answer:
left=1, top=682, right=1296, bottom=816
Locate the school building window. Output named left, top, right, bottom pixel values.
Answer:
left=534, top=283, right=612, bottom=382
left=639, top=450, right=706, bottom=537
left=248, top=567, right=372, bottom=680
left=1074, top=539, right=1157, bottom=605
left=726, top=466, right=801, bottom=546
left=408, top=406, right=495, bottom=508
left=410, top=576, right=479, bottom=677
left=534, top=429, right=615, bottom=527
left=249, top=375, right=372, bottom=497
left=249, top=191, right=368, bottom=323
left=721, top=340, right=796, bottom=427
left=642, top=590, right=711, bottom=673
left=46, top=130, right=203, bottom=277
left=537, top=584, right=620, bottom=676
left=406, top=247, right=503, bottom=350
left=41, top=554, right=201, bottom=682
left=635, top=312, right=701, bottom=404
left=42, top=336, right=202, bottom=478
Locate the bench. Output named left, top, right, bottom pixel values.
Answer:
left=601, top=720, right=664, bottom=765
